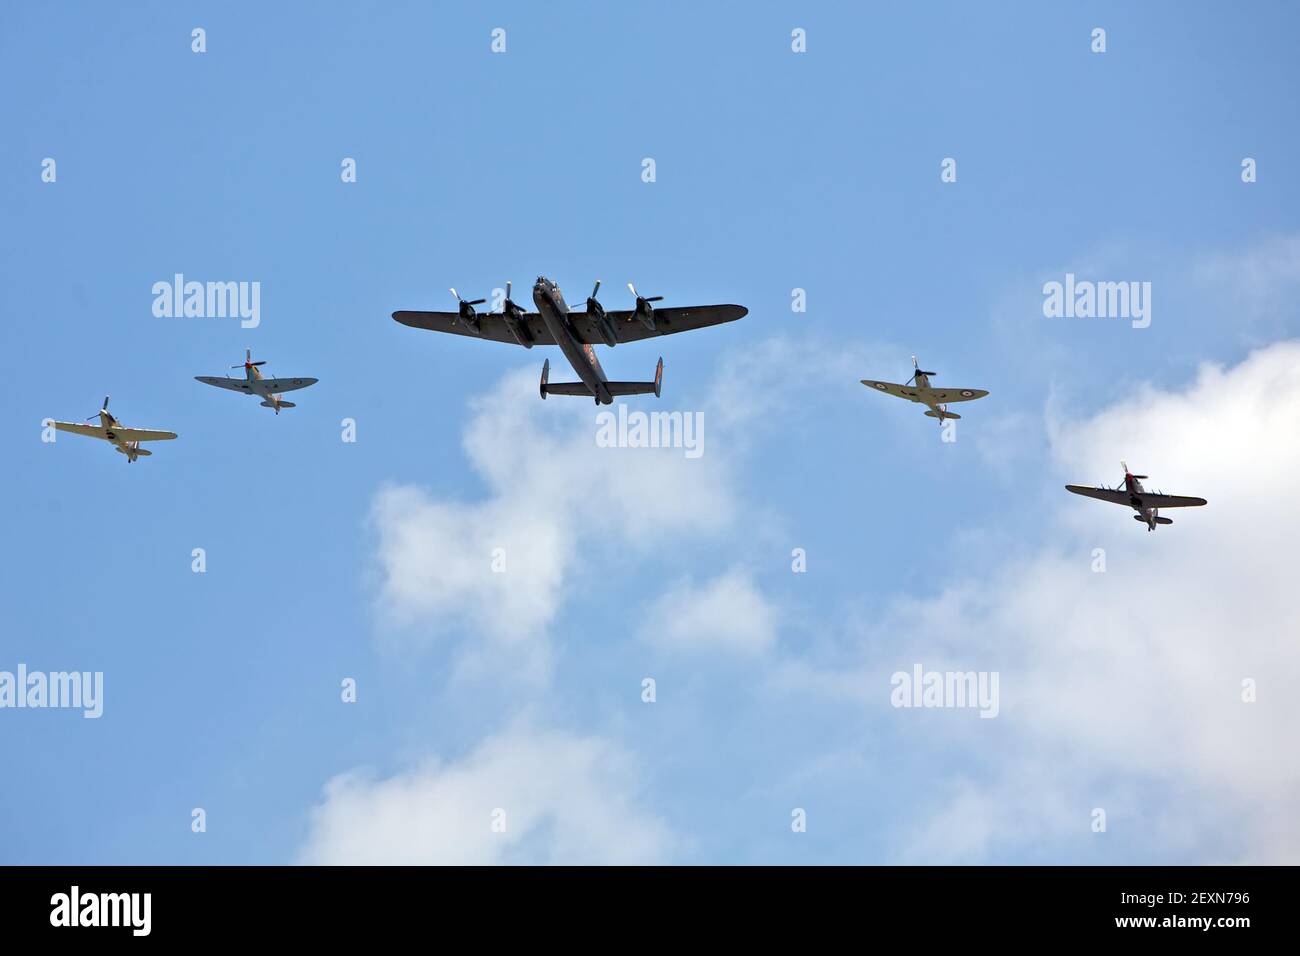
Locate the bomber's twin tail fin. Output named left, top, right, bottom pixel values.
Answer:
left=605, top=357, right=664, bottom=398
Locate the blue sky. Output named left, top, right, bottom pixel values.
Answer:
left=3, top=2, right=1299, bottom=865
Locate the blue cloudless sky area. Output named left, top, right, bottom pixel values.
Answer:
left=2, top=2, right=1298, bottom=864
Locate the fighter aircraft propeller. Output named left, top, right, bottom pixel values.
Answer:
left=906, top=356, right=937, bottom=386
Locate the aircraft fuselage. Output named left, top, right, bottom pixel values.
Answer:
left=240, top=363, right=286, bottom=413
left=533, top=276, right=612, bottom=404
left=905, top=372, right=952, bottom=421
left=1121, top=473, right=1161, bottom=530
left=95, top=410, right=145, bottom=461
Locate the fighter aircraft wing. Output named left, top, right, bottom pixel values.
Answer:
left=52, top=421, right=109, bottom=440
left=111, top=427, right=177, bottom=442
left=921, top=387, right=989, bottom=404
left=1064, top=485, right=1132, bottom=505
left=1138, top=493, right=1208, bottom=508
left=392, top=311, right=557, bottom=346
left=258, top=377, right=318, bottom=394
left=567, top=305, right=747, bottom=344
left=196, top=376, right=256, bottom=392
left=860, top=380, right=918, bottom=400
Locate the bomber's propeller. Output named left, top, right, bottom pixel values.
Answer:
left=628, top=282, right=663, bottom=331
left=450, top=287, right=486, bottom=331
left=586, top=280, right=608, bottom=316
left=451, top=288, right=486, bottom=308
left=586, top=280, right=619, bottom=346
left=627, top=282, right=662, bottom=305
left=502, top=281, right=526, bottom=315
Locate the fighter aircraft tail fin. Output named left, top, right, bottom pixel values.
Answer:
left=260, top=400, right=296, bottom=409
left=605, top=357, right=664, bottom=399
left=923, top=409, right=960, bottom=420
left=1134, top=515, right=1174, bottom=525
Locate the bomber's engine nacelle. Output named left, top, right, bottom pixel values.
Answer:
left=450, top=288, right=484, bottom=334
left=628, top=282, right=663, bottom=333
left=501, top=282, right=533, bottom=348
left=585, top=280, right=619, bottom=347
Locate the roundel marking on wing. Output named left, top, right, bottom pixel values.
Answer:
left=873, top=382, right=887, bottom=390
left=960, top=389, right=974, bottom=397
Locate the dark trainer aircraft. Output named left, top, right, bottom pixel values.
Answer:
left=1066, top=462, right=1207, bottom=531
left=393, top=277, right=747, bottom=404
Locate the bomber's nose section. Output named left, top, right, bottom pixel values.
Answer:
left=533, top=276, right=551, bottom=307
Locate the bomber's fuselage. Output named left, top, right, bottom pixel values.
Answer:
left=533, top=276, right=611, bottom=404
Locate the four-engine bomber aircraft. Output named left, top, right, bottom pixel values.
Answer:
left=1066, top=462, right=1208, bottom=531
left=49, top=396, right=177, bottom=463
left=195, top=350, right=319, bottom=414
left=392, top=277, right=747, bottom=404
left=861, top=356, right=989, bottom=424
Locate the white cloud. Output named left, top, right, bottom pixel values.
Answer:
left=889, top=341, right=1300, bottom=862
left=361, top=329, right=1300, bottom=863
left=368, top=337, right=884, bottom=676
left=369, top=367, right=736, bottom=675
left=299, top=722, right=676, bottom=865
left=639, top=569, right=779, bottom=656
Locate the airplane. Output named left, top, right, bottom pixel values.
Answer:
left=860, top=356, right=989, bottom=424
left=392, top=277, right=747, bottom=405
left=49, top=396, right=177, bottom=463
left=1066, top=462, right=1208, bottom=531
left=195, top=349, right=319, bottom=414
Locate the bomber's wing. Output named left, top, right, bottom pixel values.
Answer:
left=567, top=305, right=747, bottom=344
left=919, top=387, right=989, bottom=404
left=196, top=376, right=256, bottom=392
left=860, top=379, right=918, bottom=400
left=1140, top=493, right=1208, bottom=508
left=52, top=421, right=109, bottom=440
left=111, top=427, right=177, bottom=442
left=259, top=376, right=319, bottom=394
left=1065, top=485, right=1131, bottom=506
left=392, top=310, right=557, bottom=346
